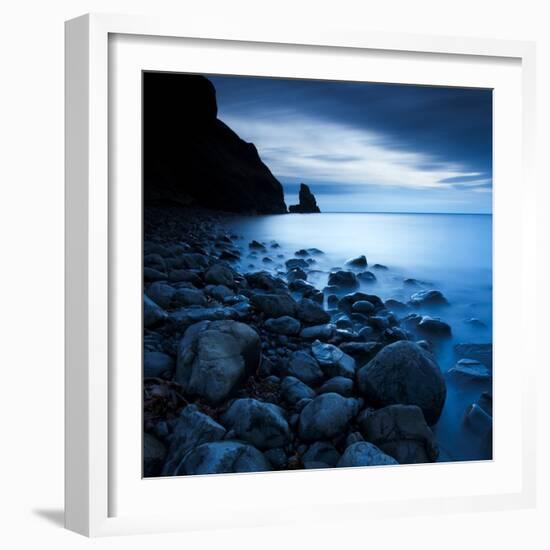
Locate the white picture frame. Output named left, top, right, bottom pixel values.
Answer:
left=65, top=12, right=537, bottom=537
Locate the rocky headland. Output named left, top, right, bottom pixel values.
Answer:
left=289, top=183, right=321, bottom=213
left=143, top=207, right=493, bottom=476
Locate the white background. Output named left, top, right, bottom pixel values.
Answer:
left=0, top=0, right=547, bottom=548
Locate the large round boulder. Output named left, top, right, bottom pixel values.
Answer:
left=175, top=320, right=261, bottom=404
left=251, top=292, right=296, bottom=318
left=175, top=441, right=271, bottom=475
left=298, top=393, right=361, bottom=441
left=221, top=398, right=290, bottom=450
left=356, top=341, right=446, bottom=425
left=328, top=270, right=359, bottom=291
left=287, top=351, right=325, bottom=386
left=296, top=298, right=330, bottom=325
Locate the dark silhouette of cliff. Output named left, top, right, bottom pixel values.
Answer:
left=288, top=183, right=321, bottom=213
left=143, top=73, right=287, bottom=214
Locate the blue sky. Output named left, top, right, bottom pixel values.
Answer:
left=209, top=75, right=493, bottom=214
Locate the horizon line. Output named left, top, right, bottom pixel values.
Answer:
left=310, top=211, right=492, bottom=216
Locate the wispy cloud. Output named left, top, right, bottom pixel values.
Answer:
left=223, top=111, right=491, bottom=192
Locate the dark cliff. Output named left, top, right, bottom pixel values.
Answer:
left=143, top=73, right=287, bottom=214
left=288, top=183, right=321, bottom=213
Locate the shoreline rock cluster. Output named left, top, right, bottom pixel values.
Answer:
left=143, top=207, right=492, bottom=477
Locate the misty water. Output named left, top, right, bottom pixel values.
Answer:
left=225, top=212, right=493, bottom=463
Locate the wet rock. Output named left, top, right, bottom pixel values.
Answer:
left=339, top=342, right=381, bottom=362
left=173, top=287, right=208, bottom=307
left=339, top=292, right=384, bottom=313
left=287, top=351, right=325, bottom=386
left=175, top=320, right=261, bottom=404
left=384, top=299, right=409, bottom=313
left=356, top=341, right=446, bottom=425
left=162, top=405, right=226, bottom=475
left=170, top=305, right=239, bottom=327
left=144, top=267, right=167, bottom=282
left=307, top=248, right=324, bottom=256
left=176, top=441, right=271, bottom=475
left=300, top=324, right=337, bottom=341
left=337, top=442, right=398, bottom=467
left=345, top=255, right=368, bottom=268
left=417, top=316, right=452, bottom=338
left=303, top=441, right=341, bottom=467
left=327, top=294, right=339, bottom=308
left=372, top=264, right=388, bottom=270
left=296, top=298, right=330, bottom=325
left=144, top=294, right=168, bottom=327
left=204, top=264, right=235, bottom=287
left=143, top=433, right=167, bottom=477
left=280, top=376, right=316, bottom=405
left=448, top=359, right=491, bottom=382
left=265, top=315, right=301, bottom=336
left=352, top=300, right=375, bottom=315
left=409, top=289, right=449, bottom=306
left=358, top=404, right=439, bottom=464
left=295, top=249, right=309, bottom=257
left=464, top=403, right=492, bottom=437
left=221, top=398, right=290, bottom=450
left=311, top=340, right=356, bottom=379
left=357, top=271, right=377, bottom=283
left=298, top=393, right=360, bottom=441
left=249, top=240, right=267, bottom=251
left=264, top=448, right=288, bottom=469
left=328, top=271, right=359, bottom=291
left=317, top=376, right=354, bottom=397
left=285, top=258, right=309, bottom=271
left=146, top=281, right=175, bottom=308
left=287, top=267, right=307, bottom=282
left=144, top=351, right=175, bottom=379
left=454, top=343, right=492, bottom=368
left=205, top=284, right=233, bottom=302
left=251, top=292, right=296, bottom=318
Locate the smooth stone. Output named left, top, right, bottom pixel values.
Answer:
left=384, top=299, right=409, bottom=313
left=328, top=270, right=359, bottom=290
left=287, top=267, right=307, bottom=282
left=144, top=294, right=168, bottom=327
left=339, top=292, right=384, bottom=313
left=249, top=240, right=267, bottom=251
left=264, top=448, right=288, bottom=469
left=448, top=359, right=491, bottom=382
left=345, top=255, right=368, bottom=268
left=204, top=264, right=235, bottom=287
left=162, top=405, right=226, bottom=475
left=251, top=292, right=296, bottom=318
left=265, top=316, right=301, bottom=336
left=221, top=398, right=290, bottom=450
left=302, top=441, right=341, bottom=467
left=173, top=287, right=207, bottom=307
left=205, top=285, right=233, bottom=302
left=176, top=441, right=271, bottom=475
left=144, top=351, right=175, bottom=378
left=285, top=258, right=309, bottom=270
left=144, top=267, right=167, bottom=282
left=417, top=316, right=452, bottom=338
left=146, top=281, right=175, bottom=309
left=175, top=320, right=261, bottom=404
left=352, top=300, right=375, bottom=314
left=358, top=404, right=439, bottom=464
left=296, top=298, right=330, bottom=325
left=311, top=340, right=356, bottom=379
left=280, top=376, right=316, bottom=405
left=372, top=264, right=388, bottom=270
left=298, top=393, right=360, bottom=441
left=409, top=289, right=449, bottom=306
left=300, top=323, right=337, bottom=341
left=287, top=351, right=325, bottom=386
left=464, top=403, right=492, bottom=437
left=454, top=343, right=493, bottom=368
left=317, top=376, right=354, bottom=397
left=245, top=271, right=287, bottom=292
left=337, top=442, right=398, bottom=467
left=356, top=341, right=447, bottom=425
left=357, top=271, right=377, bottom=283
left=339, top=342, right=381, bottom=362
left=170, top=305, right=238, bottom=327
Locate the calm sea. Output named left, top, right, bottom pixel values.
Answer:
left=225, top=212, right=493, bottom=462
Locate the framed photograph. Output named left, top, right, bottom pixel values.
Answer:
left=65, top=13, right=537, bottom=536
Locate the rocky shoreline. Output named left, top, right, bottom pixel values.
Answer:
left=143, top=207, right=493, bottom=477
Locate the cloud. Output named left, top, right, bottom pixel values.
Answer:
left=223, top=111, right=491, bottom=192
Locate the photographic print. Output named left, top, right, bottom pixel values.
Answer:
left=142, top=72, right=492, bottom=477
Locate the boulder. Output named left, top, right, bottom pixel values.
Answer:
left=454, top=343, right=493, bottom=369
left=357, top=271, right=377, bottom=283
left=356, top=341, right=446, bottom=425
left=280, top=376, right=316, bottom=405
left=339, top=292, right=384, bottom=313
left=221, top=398, right=290, bottom=449
left=144, top=351, right=175, bottom=379
left=287, top=351, right=325, bottom=386
left=328, top=271, right=359, bottom=290
left=285, top=258, right=309, bottom=271
left=205, top=285, right=233, bottom=302
left=245, top=271, right=287, bottom=292
left=337, top=442, right=398, bottom=467
left=144, top=294, right=168, bottom=327
left=172, top=287, right=207, bottom=307
left=311, top=340, right=356, bottom=379
left=417, top=316, right=452, bottom=338
left=287, top=267, right=307, bottom=282
left=296, top=298, right=330, bottom=325
left=162, top=405, right=226, bottom=475
left=303, top=441, right=341, bottom=468
left=317, top=376, right=355, bottom=397
left=339, top=342, right=381, bottom=363
left=175, top=320, right=261, bottom=403
left=265, top=315, right=301, bottom=336
left=144, top=73, right=286, bottom=214
left=351, top=300, right=375, bottom=315
left=358, top=405, right=439, bottom=463
left=409, top=289, right=449, bottom=306
left=298, top=393, right=360, bottom=441
left=345, top=255, right=368, bottom=268
left=300, top=324, right=337, bottom=341
left=448, top=359, right=491, bottom=382
left=204, top=264, right=235, bottom=287
left=146, top=281, right=175, bottom=309
left=175, top=441, right=272, bottom=475
left=288, top=183, right=321, bottom=213
left=251, top=292, right=296, bottom=318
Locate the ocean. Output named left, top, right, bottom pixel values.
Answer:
left=224, top=212, right=493, bottom=462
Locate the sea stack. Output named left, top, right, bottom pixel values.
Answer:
left=289, top=183, right=321, bottom=213
left=143, top=73, right=287, bottom=214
